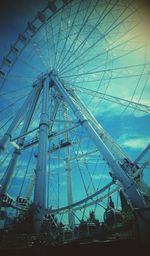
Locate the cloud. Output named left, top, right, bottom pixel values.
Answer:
left=74, top=88, right=149, bottom=119
left=119, top=136, right=149, bottom=150
left=91, top=174, right=110, bottom=180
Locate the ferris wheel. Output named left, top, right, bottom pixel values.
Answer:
left=0, top=0, right=150, bottom=239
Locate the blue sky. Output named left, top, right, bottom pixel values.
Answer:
left=0, top=0, right=150, bottom=224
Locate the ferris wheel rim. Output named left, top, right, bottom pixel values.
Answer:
left=0, top=0, right=73, bottom=88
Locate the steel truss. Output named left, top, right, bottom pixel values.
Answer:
left=0, top=71, right=150, bottom=240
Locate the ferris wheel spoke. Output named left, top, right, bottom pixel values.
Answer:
left=55, top=0, right=88, bottom=70
left=17, top=55, right=43, bottom=73
left=53, top=9, right=64, bottom=69
left=132, top=69, right=150, bottom=110
left=60, top=0, right=138, bottom=74
left=54, top=1, right=75, bottom=69
left=67, top=72, right=150, bottom=86
left=76, top=139, right=97, bottom=193
left=40, top=18, right=58, bottom=70
left=0, top=85, right=31, bottom=97
left=59, top=0, right=117, bottom=72
left=48, top=16, right=58, bottom=70
left=72, top=86, right=150, bottom=114
left=58, top=1, right=97, bottom=69
left=59, top=32, right=140, bottom=76
left=119, top=70, right=150, bottom=116
left=57, top=0, right=99, bottom=71
left=30, top=39, right=50, bottom=70
left=61, top=62, right=150, bottom=79
left=71, top=142, right=89, bottom=196
left=0, top=93, right=30, bottom=116
left=0, top=116, right=15, bottom=132
left=61, top=43, right=147, bottom=82
left=0, top=152, right=10, bottom=168
left=45, top=21, right=53, bottom=69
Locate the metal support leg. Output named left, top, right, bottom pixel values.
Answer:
left=0, top=150, right=20, bottom=195
left=33, top=76, right=49, bottom=235
left=70, top=90, right=128, bottom=161
left=0, top=85, right=38, bottom=152
left=63, top=103, right=75, bottom=229
left=52, top=75, right=146, bottom=209
left=0, top=83, right=41, bottom=196
left=53, top=75, right=150, bottom=243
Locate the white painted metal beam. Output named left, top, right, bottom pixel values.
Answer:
left=52, top=74, right=146, bottom=209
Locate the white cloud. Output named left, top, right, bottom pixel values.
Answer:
left=119, top=137, right=149, bottom=150
left=77, top=92, right=149, bottom=118
left=91, top=174, right=110, bottom=180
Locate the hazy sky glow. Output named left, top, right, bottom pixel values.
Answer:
left=0, top=0, right=150, bottom=224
